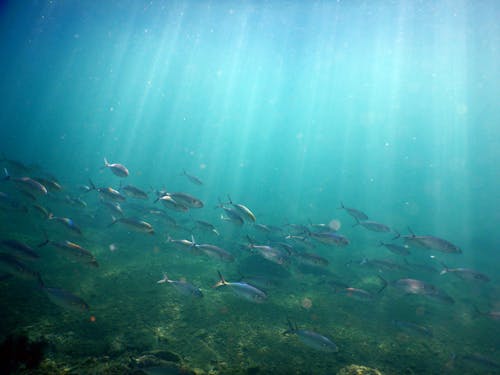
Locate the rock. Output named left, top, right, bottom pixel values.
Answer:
left=337, top=364, right=384, bottom=375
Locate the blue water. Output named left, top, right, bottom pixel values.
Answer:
left=0, top=1, right=499, bottom=374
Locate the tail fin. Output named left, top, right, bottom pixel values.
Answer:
left=439, top=262, right=449, bottom=275
left=338, top=202, right=345, bottom=210
left=107, top=216, right=119, bottom=228
left=157, top=273, right=169, bottom=284
left=213, top=270, right=227, bottom=288
left=37, top=230, right=50, bottom=248
left=352, top=217, right=361, bottom=227
left=88, top=178, right=96, bottom=191
left=36, top=272, right=44, bottom=288
left=392, top=230, right=401, bottom=240
left=378, top=241, right=385, bottom=247
left=103, top=157, right=109, bottom=167
left=377, top=275, right=388, bottom=293
left=3, top=168, right=9, bottom=181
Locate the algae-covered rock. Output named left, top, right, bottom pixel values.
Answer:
left=337, top=364, right=383, bottom=375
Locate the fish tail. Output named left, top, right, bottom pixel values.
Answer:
left=392, top=230, right=401, bottom=240
left=104, top=157, right=109, bottom=167
left=213, top=271, right=227, bottom=288
left=190, top=235, right=196, bottom=247
left=352, top=217, right=360, bottom=227
left=439, top=262, right=449, bottom=275
left=107, top=216, right=118, bottom=228
left=338, top=201, right=345, bottom=210
left=36, top=273, right=44, bottom=288
left=472, top=305, right=484, bottom=318
left=407, top=226, right=416, bottom=236
left=284, top=317, right=295, bottom=335
left=3, top=168, right=9, bottom=181
left=226, top=194, right=233, bottom=204
left=157, top=273, right=169, bottom=284
left=377, top=275, right=388, bottom=293
left=88, top=178, right=96, bottom=191
left=377, top=241, right=385, bottom=247
left=37, top=230, right=50, bottom=247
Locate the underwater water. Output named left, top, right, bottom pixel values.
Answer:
left=0, top=1, right=499, bottom=374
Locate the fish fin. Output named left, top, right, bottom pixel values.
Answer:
left=377, top=241, right=385, bottom=247
left=107, top=216, right=118, bottom=228
left=226, top=194, right=233, bottom=204
left=338, top=202, right=345, bottom=210
left=392, top=230, right=401, bottom=240
left=104, top=157, right=109, bottom=167
left=88, top=178, right=96, bottom=191
left=3, top=168, right=10, bottom=180
left=36, top=273, right=44, bottom=288
left=190, top=235, right=196, bottom=247
left=407, top=226, right=415, bottom=236
left=213, top=271, right=226, bottom=288
left=157, top=273, right=169, bottom=284
left=377, top=275, right=388, bottom=293
left=439, top=262, right=449, bottom=275
left=352, top=217, right=360, bottom=227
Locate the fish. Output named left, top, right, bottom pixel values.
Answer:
left=121, top=184, right=148, bottom=199
left=227, top=195, right=256, bottom=222
left=439, top=263, right=490, bottom=282
left=108, top=217, right=154, bottom=235
left=0, top=191, right=28, bottom=212
left=101, top=199, right=124, bottom=217
left=39, top=278, right=89, bottom=312
left=0, top=154, right=30, bottom=173
left=167, top=235, right=196, bottom=249
left=357, top=258, right=407, bottom=272
left=194, top=220, right=219, bottom=236
left=403, top=259, right=439, bottom=274
left=308, top=231, right=349, bottom=246
left=219, top=207, right=244, bottom=226
left=392, top=320, right=433, bottom=337
left=353, top=219, right=391, bottom=233
left=167, top=192, right=203, bottom=208
left=3, top=168, right=47, bottom=195
left=0, top=253, right=40, bottom=281
left=378, top=276, right=454, bottom=304
left=337, top=287, right=375, bottom=301
left=194, top=243, right=235, bottom=262
left=88, top=179, right=126, bottom=202
left=33, top=176, right=62, bottom=191
left=213, top=271, right=267, bottom=303
left=147, top=209, right=177, bottom=227
left=292, top=251, right=329, bottom=267
left=378, top=241, right=410, bottom=256
left=473, top=306, right=500, bottom=320
left=65, top=195, right=88, bottom=208
left=181, top=169, right=203, bottom=185
left=394, top=228, right=462, bottom=254
left=103, top=157, right=129, bottom=177
left=155, top=195, right=189, bottom=212
left=38, top=237, right=98, bottom=267
left=48, top=213, right=82, bottom=235
left=31, top=203, right=50, bottom=218
left=157, top=273, right=203, bottom=298
left=338, top=202, right=368, bottom=220
left=0, top=239, right=39, bottom=260
left=284, top=319, right=338, bottom=352
left=460, top=353, right=500, bottom=370
left=247, top=237, right=289, bottom=266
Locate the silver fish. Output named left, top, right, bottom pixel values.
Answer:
left=338, top=202, right=368, bottom=220
left=440, top=264, right=490, bottom=282
left=392, top=320, right=433, bottom=337
left=157, top=273, right=203, bottom=298
left=0, top=239, right=39, bottom=260
left=167, top=192, right=203, bottom=208
left=103, top=157, right=129, bottom=177
left=337, top=287, right=375, bottom=301
left=354, top=219, right=391, bottom=233
left=227, top=195, right=256, bottom=222
left=194, top=243, right=234, bottom=262
left=285, top=319, right=338, bottom=352
left=0, top=254, right=40, bottom=281
left=38, top=239, right=98, bottom=267
left=213, top=271, right=267, bottom=303
left=156, top=195, right=189, bottom=212
left=309, top=231, right=349, bottom=246
left=181, top=169, right=203, bottom=185
left=122, top=184, right=148, bottom=199
left=378, top=241, right=410, bottom=256
left=48, top=213, right=82, bottom=235
left=3, top=168, right=47, bottom=195
left=40, top=280, right=89, bottom=312
left=395, top=229, right=462, bottom=254
left=108, top=217, right=154, bottom=235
